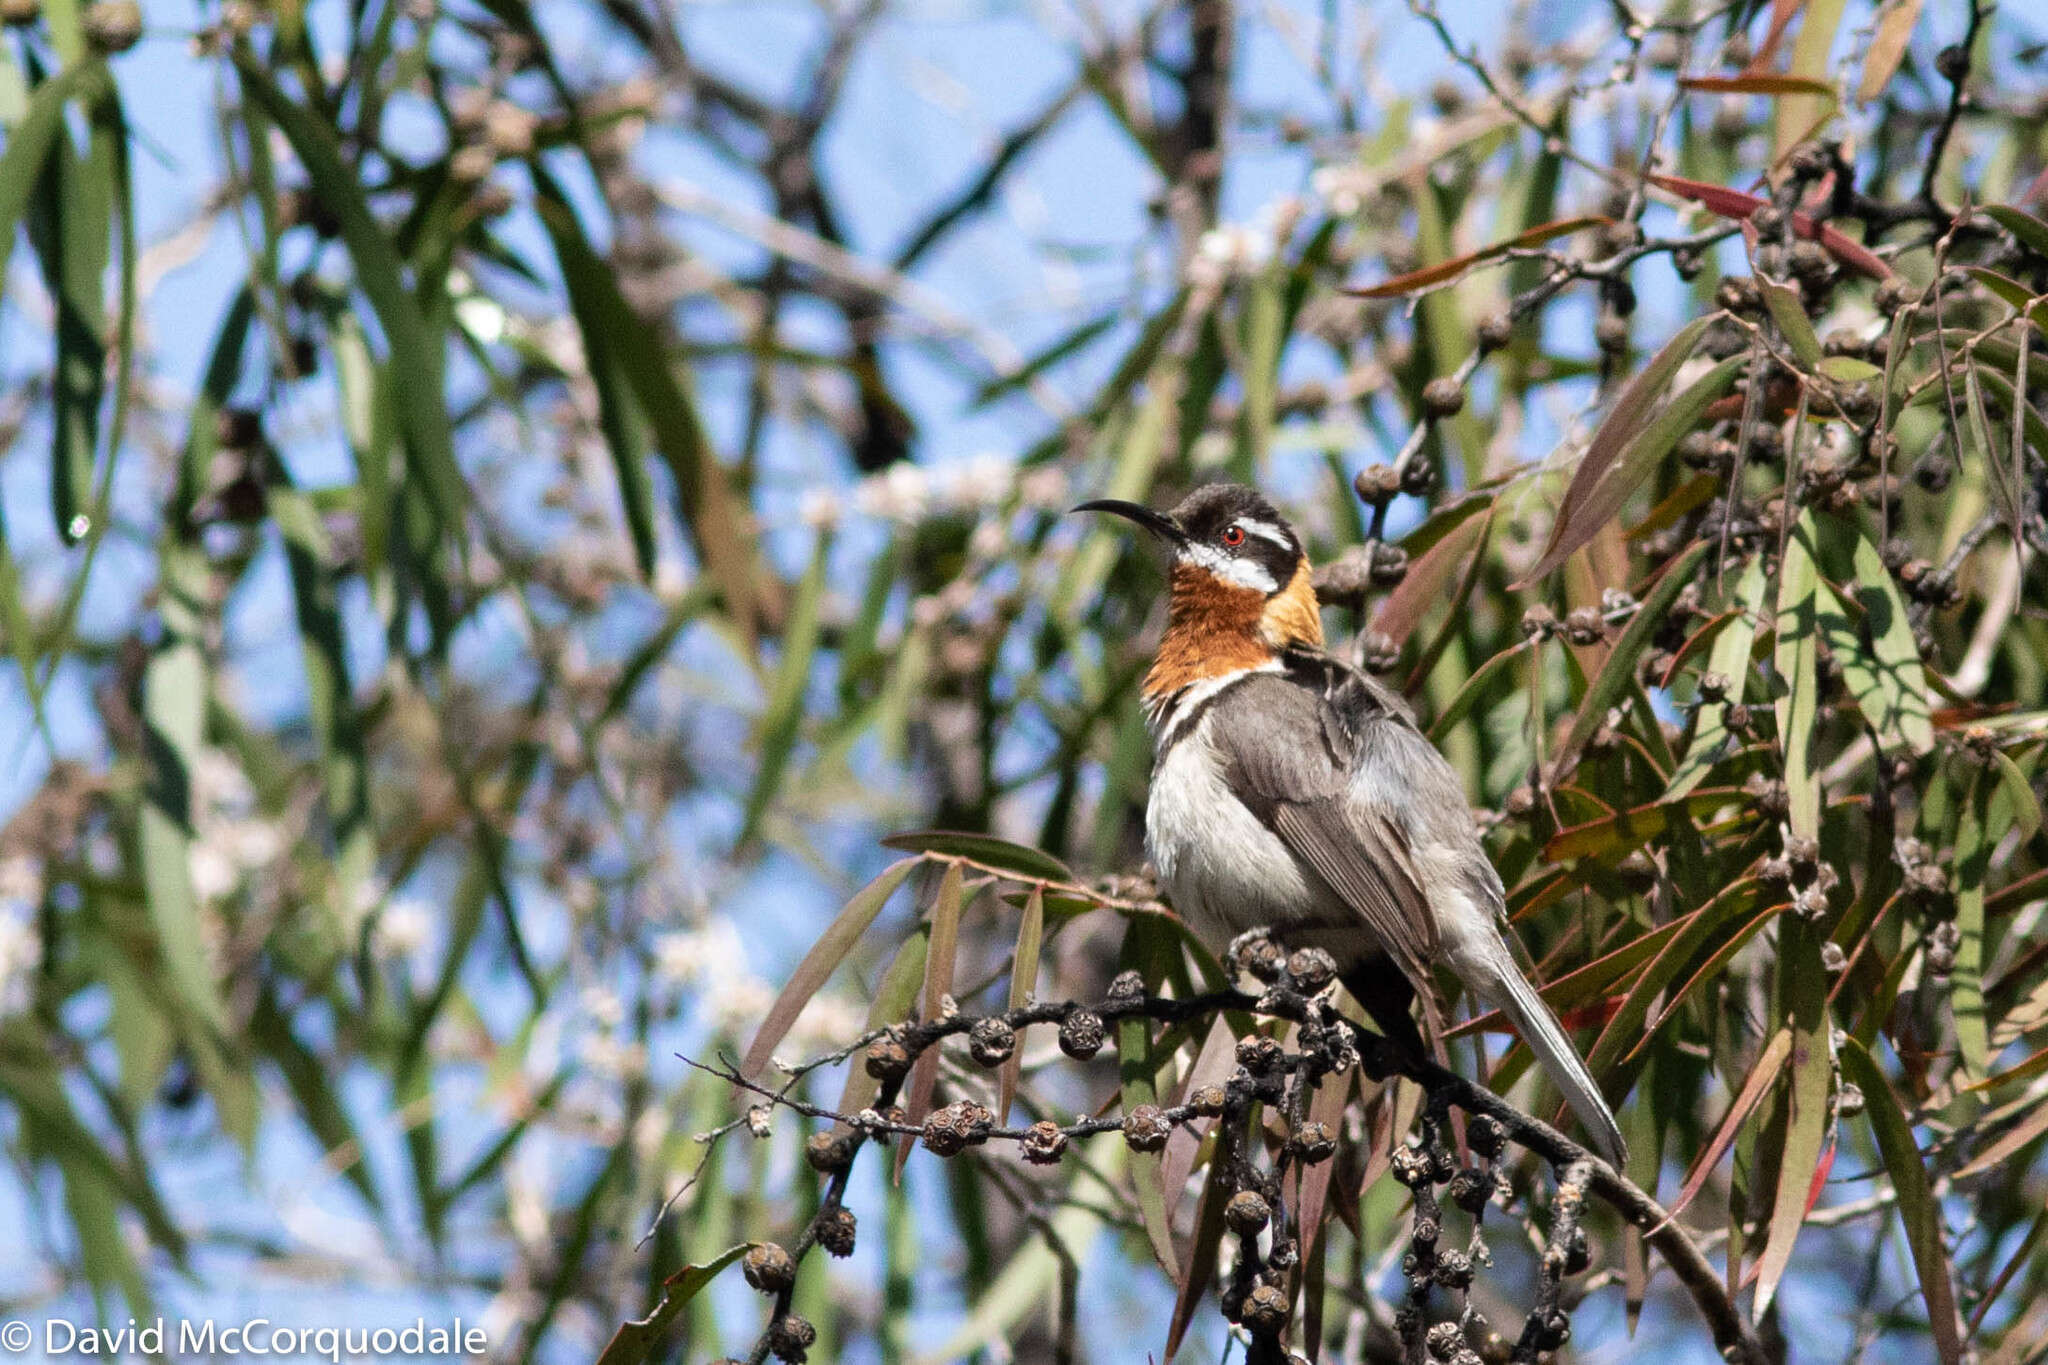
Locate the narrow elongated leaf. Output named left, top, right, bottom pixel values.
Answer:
left=1649, top=174, right=1892, bottom=279
left=1374, top=503, right=1490, bottom=645
left=1665, top=1029, right=1792, bottom=1222
left=1668, top=558, right=1768, bottom=798
left=741, top=857, right=919, bottom=1079
left=1954, top=773, right=1991, bottom=1077
left=1164, top=1156, right=1228, bottom=1361
left=537, top=179, right=656, bottom=578
left=835, top=926, right=930, bottom=1123
left=1521, top=351, right=1742, bottom=585
left=739, top=529, right=830, bottom=845
left=1557, top=540, right=1713, bottom=769
left=234, top=56, right=466, bottom=527
left=1754, top=918, right=1834, bottom=1314
left=1118, top=915, right=1181, bottom=1276
left=0, top=58, right=104, bottom=305
left=1760, top=280, right=1823, bottom=367
left=1986, top=204, right=2048, bottom=259
left=1775, top=513, right=1822, bottom=839
left=1775, top=0, right=1845, bottom=159
left=1679, top=73, right=1836, bottom=96
left=881, top=830, right=1074, bottom=882
left=897, top=861, right=965, bottom=1179
left=595, top=1243, right=754, bottom=1365
left=1839, top=1038, right=1962, bottom=1362
left=1347, top=215, right=1610, bottom=297
left=998, top=885, right=1044, bottom=1120
left=1856, top=0, right=1923, bottom=103
left=1833, top=533, right=1934, bottom=753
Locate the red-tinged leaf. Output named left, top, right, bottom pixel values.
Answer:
left=1627, top=472, right=1721, bottom=544
left=1855, top=0, right=1922, bottom=103
left=1581, top=877, right=1765, bottom=1080
left=1679, top=73, right=1836, bottom=96
left=1661, top=1029, right=1793, bottom=1226
left=1119, top=916, right=1183, bottom=1276
left=997, top=884, right=1044, bottom=1121
left=1163, top=1018, right=1238, bottom=1213
left=1519, top=351, right=1740, bottom=588
left=741, top=858, right=920, bottom=1079
left=595, top=1243, right=754, bottom=1365
left=1840, top=1037, right=1964, bottom=1361
left=1347, top=215, right=1611, bottom=297
left=1750, top=0, right=1808, bottom=69
left=1542, top=785, right=1751, bottom=863
left=1401, top=511, right=1498, bottom=697
left=1289, top=1069, right=1351, bottom=1262
left=1964, top=1042, right=2048, bottom=1095
left=1956, top=1097, right=2048, bottom=1180
left=1164, top=1158, right=1228, bottom=1360
left=1633, top=904, right=1782, bottom=1058
left=1374, top=503, right=1490, bottom=644
left=1649, top=173, right=1893, bottom=279
left=896, top=861, right=966, bottom=1180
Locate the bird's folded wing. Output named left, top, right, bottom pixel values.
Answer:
left=1211, top=674, right=1440, bottom=998
left=1270, top=800, right=1439, bottom=1000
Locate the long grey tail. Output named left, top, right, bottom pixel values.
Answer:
left=1484, top=960, right=1628, bottom=1166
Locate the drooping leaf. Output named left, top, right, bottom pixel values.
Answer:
left=595, top=1243, right=754, bottom=1365
left=897, top=860, right=966, bottom=1179
left=1678, top=73, right=1836, bottom=96
left=1520, top=346, right=1742, bottom=586
left=1775, top=512, right=1822, bottom=840
left=1667, top=558, right=1768, bottom=799
left=1649, top=173, right=1892, bottom=279
left=1118, top=914, right=1182, bottom=1277
left=1855, top=0, right=1923, bottom=103
left=1556, top=540, right=1713, bottom=770
left=1839, top=1038, right=1963, bottom=1362
left=881, top=830, right=1074, bottom=883
left=998, top=884, right=1044, bottom=1121
left=1753, top=916, right=1834, bottom=1314
left=741, top=857, right=920, bottom=1079
left=1347, top=215, right=1611, bottom=298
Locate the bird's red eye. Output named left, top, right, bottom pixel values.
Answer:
left=1221, top=524, right=1245, bottom=547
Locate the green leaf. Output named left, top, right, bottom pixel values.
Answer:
left=233, top=54, right=466, bottom=528
left=1667, top=557, right=1767, bottom=799
left=739, top=528, right=830, bottom=846
left=1990, top=750, right=2043, bottom=845
left=1775, top=512, right=1822, bottom=839
left=1754, top=916, right=1834, bottom=1315
left=1760, top=280, right=1823, bottom=368
left=595, top=1243, right=755, bottom=1365
left=1117, top=915, right=1181, bottom=1277
left=0, top=57, right=104, bottom=309
left=1558, top=539, right=1712, bottom=769
left=527, top=173, right=766, bottom=645
left=834, top=925, right=930, bottom=1124
left=898, top=861, right=965, bottom=1180
left=998, top=884, right=1044, bottom=1121
left=535, top=176, right=657, bottom=579
left=740, top=857, right=920, bottom=1079
left=1986, top=204, right=2048, bottom=259
left=1818, top=532, right=1935, bottom=754
left=1838, top=1038, right=1963, bottom=1362
left=879, top=830, right=1074, bottom=883
left=1953, top=771, right=1992, bottom=1078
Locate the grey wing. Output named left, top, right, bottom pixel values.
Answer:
left=1210, top=675, right=1441, bottom=995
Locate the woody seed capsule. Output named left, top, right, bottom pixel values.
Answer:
left=1225, top=1189, right=1271, bottom=1236
left=1058, top=1010, right=1105, bottom=1060
left=743, top=1243, right=796, bottom=1293
left=1122, top=1104, right=1171, bottom=1152
left=1021, top=1120, right=1068, bottom=1164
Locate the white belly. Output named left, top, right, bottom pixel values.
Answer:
left=1144, top=722, right=1346, bottom=953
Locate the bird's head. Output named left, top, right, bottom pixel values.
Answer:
left=1075, top=483, right=1323, bottom=703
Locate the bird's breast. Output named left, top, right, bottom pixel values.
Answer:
left=1144, top=716, right=1338, bottom=951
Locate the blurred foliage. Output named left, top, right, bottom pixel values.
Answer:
left=0, top=0, right=2046, bottom=1361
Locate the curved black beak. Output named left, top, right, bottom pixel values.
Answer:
left=1071, top=498, right=1187, bottom=545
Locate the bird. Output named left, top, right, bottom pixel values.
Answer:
left=1075, top=481, right=1628, bottom=1164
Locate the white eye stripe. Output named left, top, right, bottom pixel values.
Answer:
left=1233, top=518, right=1292, bottom=549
